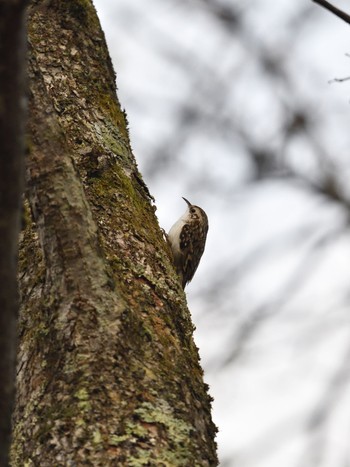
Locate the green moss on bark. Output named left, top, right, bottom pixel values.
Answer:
left=13, top=1, right=218, bottom=465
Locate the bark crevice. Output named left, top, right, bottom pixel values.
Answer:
left=11, top=1, right=218, bottom=465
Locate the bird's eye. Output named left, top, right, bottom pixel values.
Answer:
left=190, top=207, right=196, bottom=213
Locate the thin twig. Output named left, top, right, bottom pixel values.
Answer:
left=328, top=76, right=350, bottom=83
left=312, top=0, right=350, bottom=25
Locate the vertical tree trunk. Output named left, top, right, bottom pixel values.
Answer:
left=11, top=1, right=217, bottom=465
left=0, top=1, right=27, bottom=465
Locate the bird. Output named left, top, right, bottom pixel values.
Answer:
left=167, top=197, right=208, bottom=289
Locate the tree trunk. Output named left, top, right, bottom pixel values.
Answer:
left=11, top=1, right=217, bottom=465
left=0, top=1, right=27, bottom=465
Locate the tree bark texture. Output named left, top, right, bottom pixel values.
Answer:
left=11, top=1, right=217, bottom=465
left=0, top=1, right=27, bottom=465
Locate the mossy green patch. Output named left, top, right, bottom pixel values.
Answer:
left=75, top=387, right=92, bottom=412
left=135, top=400, right=191, bottom=440
left=60, top=0, right=99, bottom=29
left=98, top=93, right=129, bottom=141
left=92, top=428, right=102, bottom=445
left=111, top=400, right=194, bottom=466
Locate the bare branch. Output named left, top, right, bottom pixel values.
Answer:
left=312, top=0, right=350, bottom=25
left=328, top=76, right=350, bottom=83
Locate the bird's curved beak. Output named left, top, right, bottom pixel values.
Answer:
left=182, top=197, right=192, bottom=207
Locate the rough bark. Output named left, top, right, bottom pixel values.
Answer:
left=11, top=1, right=217, bottom=465
left=0, top=1, right=27, bottom=465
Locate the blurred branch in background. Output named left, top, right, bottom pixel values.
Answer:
left=298, top=339, right=350, bottom=467
left=312, top=0, right=350, bottom=25
left=95, top=0, right=350, bottom=466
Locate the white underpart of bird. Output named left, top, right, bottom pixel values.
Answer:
left=167, top=197, right=209, bottom=289
left=167, top=213, right=187, bottom=257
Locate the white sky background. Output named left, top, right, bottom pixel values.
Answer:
left=93, top=1, right=350, bottom=466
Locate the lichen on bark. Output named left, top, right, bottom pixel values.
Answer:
left=11, top=1, right=218, bottom=465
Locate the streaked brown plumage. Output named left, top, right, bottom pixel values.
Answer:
left=167, top=197, right=208, bottom=288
